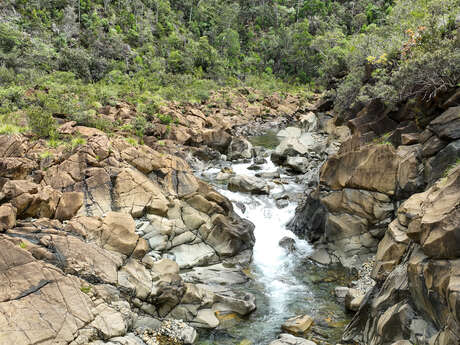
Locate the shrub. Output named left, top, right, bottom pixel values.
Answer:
left=126, top=137, right=139, bottom=146
left=132, top=115, right=150, bottom=138
left=157, top=113, right=173, bottom=125
left=26, top=106, right=57, bottom=138
left=66, top=137, right=87, bottom=151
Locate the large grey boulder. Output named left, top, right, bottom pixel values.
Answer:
left=228, top=175, right=269, bottom=194
left=286, top=156, right=310, bottom=173
left=271, top=132, right=326, bottom=165
left=227, top=137, right=253, bottom=161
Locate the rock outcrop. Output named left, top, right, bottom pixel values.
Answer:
left=0, top=131, right=257, bottom=345
left=289, top=87, right=460, bottom=345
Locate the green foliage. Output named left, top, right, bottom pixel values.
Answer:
left=66, top=137, right=87, bottom=151
left=157, top=113, right=173, bottom=125
left=0, top=0, right=457, bottom=124
left=126, top=137, right=139, bottom=146
left=80, top=286, right=92, bottom=294
left=40, top=151, right=53, bottom=159
left=0, top=123, right=27, bottom=135
left=443, top=158, right=460, bottom=177
left=26, top=106, right=57, bottom=138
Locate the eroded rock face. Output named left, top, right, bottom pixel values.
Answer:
left=320, top=144, right=399, bottom=195
left=0, top=132, right=257, bottom=344
left=344, top=165, right=460, bottom=345
left=290, top=98, right=460, bottom=345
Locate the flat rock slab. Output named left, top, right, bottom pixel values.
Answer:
left=282, top=314, right=314, bottom=335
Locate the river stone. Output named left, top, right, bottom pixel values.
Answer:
left=277, top=127, right=302, bottom=138
left=276, top=199, right=289, bottom=209
left=256, top=170, right=281, bottom=179
left=335, top=286, right=349, bottom=299
left=281, top=314, right=313, bottom=335
left=299, top=112, right=319, bottom=132
left=275, top=335, right=317, bottom=345
left=269, top=334, right=317, bottom=345
left=345, top=289, right=364, bottom=312
left=279, top=236, right=296, bottom=252
left=181, top=263, right=249, bottom=285
left=228, top=175, right=269, bottom=195
left=191, top=308, right=219, bottom=328
left=227, top=137, right=253, bottom=161
left=286, top=156, right=310, bottom=173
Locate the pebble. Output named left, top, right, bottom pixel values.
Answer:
left=136, top=319, right=189, bottom=345
left=352, top=258, right=375, bottom=294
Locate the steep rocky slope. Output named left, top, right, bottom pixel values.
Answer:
left=0, top=91, right=307, bottom=345
left=289, top=88, right=460, bottom=344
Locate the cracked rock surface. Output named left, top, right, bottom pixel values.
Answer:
left=0, top=132, right=256, bottom=345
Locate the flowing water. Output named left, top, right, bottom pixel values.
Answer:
left=197, top=132, right=352, bottom=345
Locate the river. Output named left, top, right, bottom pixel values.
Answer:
left=196, top=131, right=352, bottom=345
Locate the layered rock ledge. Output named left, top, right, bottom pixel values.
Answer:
left=0, top=131, right=258, bottom=345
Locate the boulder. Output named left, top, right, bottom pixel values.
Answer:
left=206, top=214, right=255, bottom=257
left=345, top=289, right=364, bottom=312
left=287, top=192, right=326, bottom=243
left=272, top=133, right=326, bottom=165
left=55, top=192, right=84, bottom=221
left=279, top=237, right=296, bottom=252
left=0, top=157, right=38, bottom=180
left=0, top=134, right=25, bottom=157
left=372, top=220, right=410, bottom=281
left=321, top=189, right=393, bottom=225
left=286, top=156, right=310, bottom=174
left=281, top=314, right=313, bottom=335
left=227, top=137, right=253, bottom=160
left=0, top=203, right=16, bottom=231
left=228, top=175, right=269, bottom=195
left=422, top=135, right=447, bottom=158
left=202, top=129, right=232, bottom=153
left=299, top=112, right=319, bottom=132
left=169, top=242, right=218, bottom=268
left=428, top=106, right=460, bottom=140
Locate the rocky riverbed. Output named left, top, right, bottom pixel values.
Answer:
left=2, top=85, right=458, bottom=345
left=0, top=92, right=357, bottom=345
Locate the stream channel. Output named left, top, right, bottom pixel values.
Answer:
left=195, top=130, right=352, bottom=345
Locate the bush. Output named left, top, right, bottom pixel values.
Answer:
left=157, top=113, right=173, bottom=125
left=26, top=106, right=57, bottom=138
